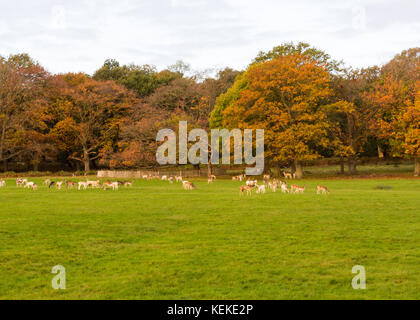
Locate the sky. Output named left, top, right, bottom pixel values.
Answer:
left=0, top=0, right=419, bottom=75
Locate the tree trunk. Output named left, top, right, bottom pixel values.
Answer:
left=3, top=159, right=7, bottom=172
left=33, top=153, right=40, bottom=171
left=347, top=156, right=357, bottom=175
left=294, top=159, right=303, bottom=179
left=340, top=157, right=345, bottom=174
left=83, top=148, right=90, bottom=172
left=193, top=164, right=200, bottom=176
left=378, top=145, right=384, bottom=159
left=415, top=157, right=420, bottom=177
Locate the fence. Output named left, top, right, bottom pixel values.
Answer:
left=97, top=168, right=227, bottom=179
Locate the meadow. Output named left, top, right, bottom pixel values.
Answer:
left=0, top=175, right=419, bottom=299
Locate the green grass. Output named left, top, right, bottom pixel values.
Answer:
left=0, top=177, right=419, bottom=299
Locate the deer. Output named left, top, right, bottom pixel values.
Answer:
left=246, top=179, right=258, bottom=187
left=256, top=184, right=266, bottom=194
left=175, top=176, right=183, bottom=182
left=268, top=181, right=278, bottom=192
left=182, top=181, right=196, bottom=190
left=239, top=185, right=254, bottom=196
left=283, top=172, right=293, bottom=179
left=24, top=181, right=35, bottom=189
left=280, top=182, right=289, bottom=193
left=317, top=185, right=330, bottom=194
left=78, top=181, right=88, bottom=190
left=43, top=178, right=51, bottom=186
left=16, top=178, right=27, bottom=187
left=56, top=181, right=64, bottom=190
left=207, top=174, right=216, bottom=184
left=0, top=179, right=5, bottom=187
left=291, top=184, right=306, bottom=194
left=66, top=181, right=76, bottom=189
left=86, top=180, right=101, bottom=188
left=161, top=175, right=168, bottom=181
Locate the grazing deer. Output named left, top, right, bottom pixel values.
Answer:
left=78, top=181, right=88, bottom=190
left=161, top=175, right=168, bottom=181
left=317, top=185, right=330, bottom=194
left=66, top=181, right=76, bottom=189
left=283, top=172, right=293, bottom=179
left=291, top=185, right=305, bottom=194
left=232, top=176, right=238, bottom=181
left=24, top=181, right=35, bottom=189
left=0, top=179, right=5, bottom=187
left=123, top=181, right=133, bottom=187
left=239, top=185, right=254, bottom=196
left=43, top=179, right=51, bottom=186
left=256, top=184, right=266, bottom=194
left=31, top=183, right=38, bottom=190
left=56, top=181, right=64, bottom=190
left=175, top=176, right=183, bottom=182
left=49, top=181, right=55, bottom=188
left=86, top=180, right=101, bottom=188
left=210, top=174, right=216, bottom=180
left=182, top=181, right=196, bottom=190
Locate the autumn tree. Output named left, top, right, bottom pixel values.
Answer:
left=364, top=48, right=420, bottom=176
left=50, top=73, right=138, bottom=171
left=330, top=67, right=381, bottom=174
left=222, top=54, right=336, bottom=178
left=0, top=54, right=48, bottom=171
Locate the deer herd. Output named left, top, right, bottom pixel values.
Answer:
left=0, top=172, right=330, bottom=196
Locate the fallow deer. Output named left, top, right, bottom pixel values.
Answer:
left=317, top=185, right=330, bottom=194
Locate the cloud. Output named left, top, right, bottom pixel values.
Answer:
left=0, top=0, right=418, bottom=74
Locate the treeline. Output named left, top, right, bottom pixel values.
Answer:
left=0, top=42, right=419, bottom=176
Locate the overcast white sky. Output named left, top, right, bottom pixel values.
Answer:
left=0, top=0, right=418, bottom=75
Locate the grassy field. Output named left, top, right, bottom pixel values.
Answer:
left=0, top=176, right=419, bottom=299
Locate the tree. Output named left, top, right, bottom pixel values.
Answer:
left=253, top=41, right=342, bottom=73
left=51, top=73, right=138, bottom=171
left=330, top=67, right=381, bottom=174
left=93, top=59, right=160, bottom=98
left=0, top=54, right=48, bottom=171
left=209, top=71, right=247, bottom=129
left=222, top=54, right=335, bottom=178
left=364, top=48, right=420, bottom=176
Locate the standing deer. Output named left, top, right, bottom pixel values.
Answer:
left=239, top=185, right=254, bottom=196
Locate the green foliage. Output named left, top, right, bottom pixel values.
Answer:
left=253, top=41, right=343, bottom=73
left=209, top=71, right=247, bottom=128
